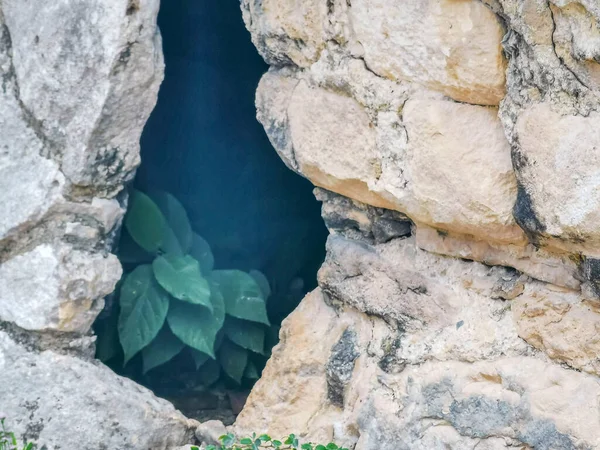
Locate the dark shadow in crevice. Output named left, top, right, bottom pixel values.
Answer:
left=95, top=0, right=328, bottom=424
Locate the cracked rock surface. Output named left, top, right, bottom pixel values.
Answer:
left=0, top=1, right=198, bottom=448
left=239, top=0, right=600, bottom=448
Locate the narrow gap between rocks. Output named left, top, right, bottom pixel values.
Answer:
left=93, top=0, right=328, bottom=425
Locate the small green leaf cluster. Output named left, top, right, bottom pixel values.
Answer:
left=192, top=433, right=348, bottom=450
left=0, top=418, right=34, bottom=450
left=96, top=189, right=273, bottom=385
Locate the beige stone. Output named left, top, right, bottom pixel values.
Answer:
left=237, top=286, right=600, bottom=449
left=0, top=244, right=121, bottom=332
left=260, top=74, right=524, bottom=248
left=287, top=80, right=395, bottom=210
left=398, top=99, right=524, bottom=244
left=241, top=0, right=328, bottom=67
left=235, top=289, right=346, bottom=441
left=513, top=286, right=600, bottom=376
left=516, top=102, right=600, bottom=255
left=349, top=0, right=507, bottom=105
left=415, top=224, right=580, bottom=289
left=551, top=1, right=600, bottom=91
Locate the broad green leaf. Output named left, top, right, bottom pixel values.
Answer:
left=220, top=434, right=236, bottom=447
left=118, top=230, right=153, bottom=264
left=224, top=317, right=265, bottom=354
left=210, top=270, right=270, bottom=325
left=240, top=438, right=253, bottom=445
left=167, top=287, right=225, bottom=357
left=160, top=225, right=183, bottom=256
left=249, top=269, right=271, bottom=299
left=191, top=348, right=210, bottom=370
left=189, top=233, right=214, bottom=275
left=125, top=190, right=166, bottom=252
left=243, top=360, right=260, bottom=380
left=142, top=326, right=185, bottom=374
left=149, top=191, right=193, bottom=253
left=118, top=265, right=170, bottom=364
left=197, top=359, right=221, bottom=386
left=153, top=255, right=212, bottom=311
left=219, top=339, right=248, bottom=384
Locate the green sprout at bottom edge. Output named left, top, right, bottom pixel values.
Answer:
left=193, top=433, right=350, bottom=450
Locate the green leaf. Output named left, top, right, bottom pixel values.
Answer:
left=149, top=190, right=193, bottom=253
left=219, top=339, right=248, bottom=384
left=301, top=445, right=313, bottom=450
left=197, top=359, right=221, bottom=386
left=191, top=348, right=210, bottom=370
left=160, top=225, right=184, bottom=256
left=211, top=270, right=270, bottom=325
left=118, top=230, right=154, bottom=264
left=315, top=446, right=326, bottom=450
left=249, top=269, right=271, bottom=299
left=272, top=440, right=282, bottom=447
left=142, top=326, right=185, bottom=374
left=258, top=434, right=271, bottom=442
left=240, top=438, right=253, bottom=445
left=118, top=265, right=170, bottom=364
left=189, top=233, right=214, bottom=275
left=153, top=255, right=212, bottom=310
left=326, top=444, right=339, bottom=450
left=243, top=360, right=260, bottom=380
left=167, top=287, right=225, bottom=357
left=224, top=317, right=265, bottom=354
left=125, top=190, right=166, bottom=252
left=220, top=433, right=236, bottom=447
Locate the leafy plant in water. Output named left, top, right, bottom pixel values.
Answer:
left=0, top=418, right=35, bottom=450
left=192, top=433, right=349, bottom=450
left=96, top=189, right=272, bottom=386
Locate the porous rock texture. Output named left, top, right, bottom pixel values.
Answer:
left=238, top=0, right=600, bottom=448
left=0, top=1, right=197, bottom=448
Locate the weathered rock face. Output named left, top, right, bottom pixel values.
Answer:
left=0, top=332, right=196, bottom=449
left=0, top=1, right=200, bottom=448
left=240, top=0, right=600, bottom=447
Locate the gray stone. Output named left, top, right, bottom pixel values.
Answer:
left=195, top=420, right=228, bottom=446
left=325, top=329, right=359, bottom=407
left=0, top=331, right=197, bottom=450
left=0, top=243, right=121, bottom=332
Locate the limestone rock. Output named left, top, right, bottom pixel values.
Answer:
left=258, top=74, right=523, bottom=246
left=415, top=224, right=580, bottom=290
left=512, top=286, right=600, bottom=376
left=287, top=80, right=392, bottom=210
left=236, top=286, right=600, bottom=449
left=195, top=420, right=228, bottom=446
left=0, top=331, right=197, bottom=449
left=514, top=103, right=600, bottom=255
left=348, top=0, right=507, bottom=105
left=318, top=236, right=528, bottom=364
left=241, top=0, right=328, bottom=67
left=2, top=0, right=163, bottom=192
left=398, top=99, right=523, bottom=244
left=0, top=243, right=121, bottom=332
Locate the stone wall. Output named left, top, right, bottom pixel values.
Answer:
left=237, top=1, right=600, bottom=448
left=0, top=1, right=196, bottom=448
